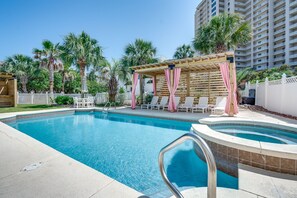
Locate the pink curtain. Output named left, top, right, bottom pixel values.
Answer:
left=152, top=77, right=157, bottom=96
left=131, top=72, right=139, bottom=109
left=164, top=68, right=181, bottom=112
left=219, top=62, right=238, bottom=115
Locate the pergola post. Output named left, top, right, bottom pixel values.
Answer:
left=228, top=56, right=235, bottom=117
left=139, top=74, right=144, bottom=104
left=153, top=75, right=157, bottom=96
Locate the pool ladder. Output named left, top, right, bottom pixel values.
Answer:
left=158, top=131, right=217, bottom=198
left=102, top=102, right=111, bottom=114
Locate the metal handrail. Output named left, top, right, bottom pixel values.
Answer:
left=103, top=102, right=111, bottom=113
left=158, top=131, right=217, bottom=198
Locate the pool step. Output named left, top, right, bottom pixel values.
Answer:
left=172, top=187, right=257, bottom=198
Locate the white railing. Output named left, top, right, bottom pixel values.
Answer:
left=242, top=74, right=297, bottom=117
left=17, top=92, right=132, bottom=105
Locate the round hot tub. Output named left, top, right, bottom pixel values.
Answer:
left=192, top=118, right=297, bottom=177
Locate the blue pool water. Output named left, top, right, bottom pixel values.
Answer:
left=8, top=112, right=237, bottom=195
left=211, top=125, right=297, bottom=144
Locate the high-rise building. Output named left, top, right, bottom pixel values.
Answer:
left=194, top=0, right=297, bottom=70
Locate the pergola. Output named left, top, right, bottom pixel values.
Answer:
left=0, top=72, right=17, bottom=107
left=130, top=51, right=238, bottom=116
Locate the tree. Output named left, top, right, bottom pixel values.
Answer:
left=59, top=55, right=75, bottom=93
left=122, top=39, right=157, bottom=103
left=99, top=60, right=124, bottom=102
left=193, top=13, right=251, bottom=54
left=173, top=44, right=195, bottom=59
left=62, top=32, right=105, bottom=94
left=2, top=54, right=36, bottom=93
left=33, top=40, right=63, bottom=93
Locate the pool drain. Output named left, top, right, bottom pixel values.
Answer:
left=22, top=162, right=42, bottom=171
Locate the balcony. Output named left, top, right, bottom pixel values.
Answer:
left=290, top=7, right=297, bottom=15
left=289, top=54, right=297, bottom=59
left=274, top=21, right=285, bottom=29
left=253, top=34, right=268, bottom=42
left=290, top=30, right=297, bottom=36
left=274, top=28, right=285, bottom=35
left=254, top=40, right=268, bottom=47
left=290, top=1, right=297, bottom=8
left=274, top=49, right=285, bottom=56
left=289, top=46, right=297, bottom=51
left=274, top=0, right=285, bottom=9
left=254, top=53, right=268, bottom=59
left=274, top=42, right=285, bottom=49
left=289, top=22, right=297, bottom=30
left=253, top=14, right=268, bottom=23
left=274, top=56, right=285, bottom=62
left=274, top=35, right=286, bottom=42
left=274, top=7, right=285, bottom=16
left=253, top=60, right=268, bottom=66
left=274, top=14, right=285, bottom=22
left=290, top=38, right=297, bottom=43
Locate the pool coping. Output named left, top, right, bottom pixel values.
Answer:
left=193, top=118, right=297, bottom=160
left=0, top=108, right=144, bottom=197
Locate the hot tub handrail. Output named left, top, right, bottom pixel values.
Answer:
left=103, top=102, right=111, bottom=113
left=158, top=131, right=217, bottom=198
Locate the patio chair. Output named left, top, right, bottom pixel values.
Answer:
left=151, top=96, right=168, bottom=110
left=86, top=97, right=95, bottom=108
left=211, top=96, right=227, bottom=114
left=73, top=97, right=82, bottom=108
left=162, top=96, right=180, bottom=111
left=141, top=96, right=159, bottom=109
left=177, top=97, right=195, bottom=112
left=191, top=97, right=209, bottom=113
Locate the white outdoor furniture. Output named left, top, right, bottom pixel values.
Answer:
left=177, top=97, right=195, bottom=112
left=211, top=96, right=227, bottom=114
left=86, top=97, right=94, bottom=108
left=141, top=96, right=159, bottom=109
left=151, top=96, right=168, bottom=110
left=191, top=97, right=209, bottom=113
left=162, top=96, right=180, bottom=111
left=73, top=97, right=82, bottom=108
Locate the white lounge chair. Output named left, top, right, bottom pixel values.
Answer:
left=73, top=97, right=82, bottom=108
left=162, top=96, right=180, bottom=111
left=177, top=97, right=195, bottom=112
left=86, top=97, right=94, bottom=108
left=141, top=96, right=159, bottom=109
left=151, top=96, right=168, bottom=110
left=191, top=97, right=209, bottom=113
left=211, top=96, right=227, bottom=114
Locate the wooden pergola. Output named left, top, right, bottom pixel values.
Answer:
left=0, top=73, right=17, bottom=107
left=131, top=51, right=237, bottom=115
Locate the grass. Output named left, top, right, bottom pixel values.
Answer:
left=0, top=104, right=65, bottom=113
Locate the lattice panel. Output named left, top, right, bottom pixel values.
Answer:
left=155, top=70, right=228, bottom=105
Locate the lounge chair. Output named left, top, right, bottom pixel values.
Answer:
left=162, top=96, right=180, bottom=111
left=177, top=97, right=195, bottom=112
left=151, top=96, right=168, bottom=110
left=141, top=96, right=159, bottom=109
left=86, top=97, right=94, bottom=108
left=73, top=97, right=82, bottom=108
left=211, top=96, right=227, bottom=114
left=191, top=97, right=209, bottom=113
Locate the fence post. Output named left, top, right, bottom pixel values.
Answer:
left=280, top=73, right=287, bottom=114
left=244, top=82, right=248, bottom=97
left=46, top=92, right=49, bottom=105
left=264, top=77, right=268, bottom=109
left=255, top=80, right=259, bottom=105
left=31, top=91, right=34, bottom=104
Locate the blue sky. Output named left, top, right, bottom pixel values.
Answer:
left=0, top=0, right=199, bottom=62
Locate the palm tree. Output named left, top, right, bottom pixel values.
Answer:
left=122, top=39, right=157, bottom=103
left=173, top=44, right=195, bottom=59
left=99, top=60, right=126, bottom=102
left=59, top=55, right=75, bottom=93
left=193, top=13, right=251, bottom=54
left=3, top=55, right=36, bottom=93
left=62, top=31, right=104, bottom=94
left=33, top=40, right=63, bottom=93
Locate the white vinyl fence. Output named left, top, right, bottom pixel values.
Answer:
left=17, top=92, right=132, bottom=105
left=242, top=74, right=297, bottom=117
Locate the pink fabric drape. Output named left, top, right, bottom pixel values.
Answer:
left=131, top=72, right=139, bottom=109
left=164, top=68, right=181, bottom=112
left=219, top=62, right=238, bottom=115
left=152, top=77, right=157, bottom=96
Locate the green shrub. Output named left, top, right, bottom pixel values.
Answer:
left=119, top=87, right=125, bottom=94
left=96, top=101, right=121, bottom=107
left=145, top=94, right=153, bottom=104
left=55, top=96, right=74, bottom=105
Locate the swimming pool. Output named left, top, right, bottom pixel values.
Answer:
left=8, top=112, right=237, bottom=195
left=211, top=124, right=297, bottom=144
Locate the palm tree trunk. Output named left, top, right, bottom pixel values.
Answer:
left=49, top=63, right=54, bottom=93
left=62, top=71, right=65, bottom=93
left=79, top=64, right=86, bottom=97
left=21, top=83, right=27, bottom=93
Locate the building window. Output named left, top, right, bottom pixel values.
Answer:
left=258, top=53, right=262, bottom=56
left=258, top=59, right=262, bottom=62
left=258, top=47, right=262, bottom=50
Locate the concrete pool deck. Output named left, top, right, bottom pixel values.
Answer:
left=0, top=106, right=297, bottom=197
